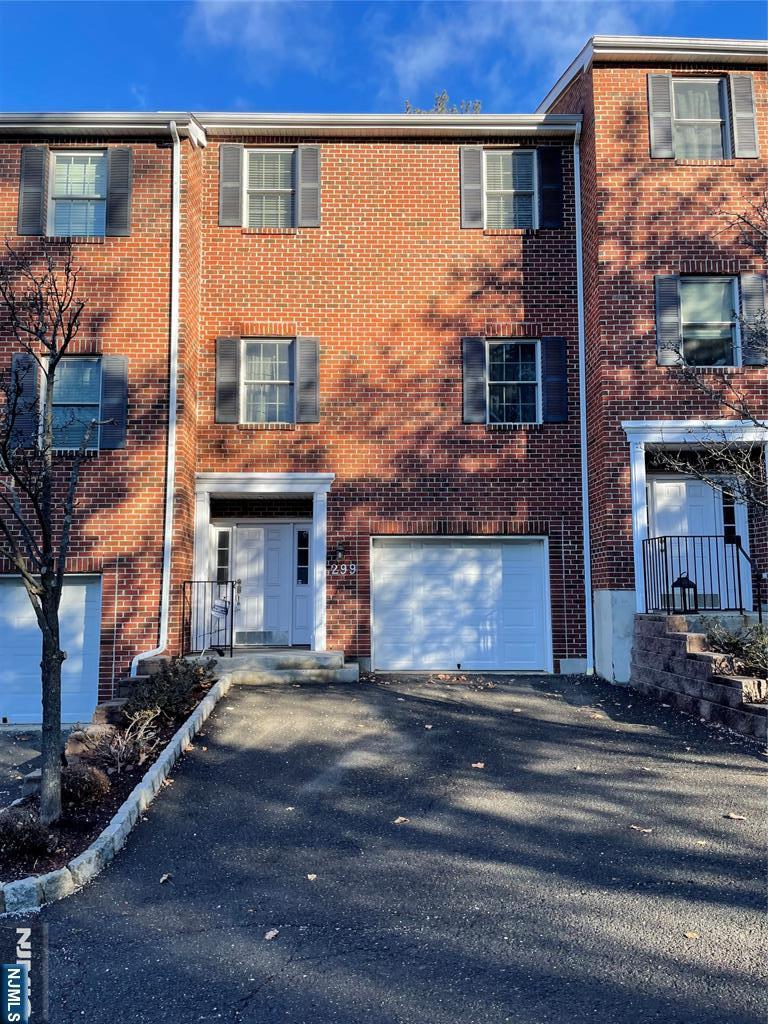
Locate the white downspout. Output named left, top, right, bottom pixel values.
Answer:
left=130, top=120, right=181, bottom=675
left=573, top=123, right=595, bottom=674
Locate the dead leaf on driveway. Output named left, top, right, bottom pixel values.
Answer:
left=285, top=806, right=295, bottom=811
left=424, top=724, right=433, bottom=730
left=393, top=816, right=410, bottom=825
left=264, top=929, right=279, bottom=941
left=513, top=708, right=523, bottom=713
left=307, top=874, right=317, bottom=882
left=159, top=873, right=172, bottom=884
left=471, top=762, right=485, bottom=769
left=683, top=931, right=700, bottom=940
left=629, top=825, right=654, bottom=834
left=724, top=812, right=748, bottom=821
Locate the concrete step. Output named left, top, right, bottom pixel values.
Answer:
left=199, top=650, right=346, bottom=672
left=92, top=699, right=128, bottom=725
left=227, top=665, right=359, bottom=686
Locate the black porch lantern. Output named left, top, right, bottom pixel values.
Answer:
left=671, top=572, right=699, bottom=612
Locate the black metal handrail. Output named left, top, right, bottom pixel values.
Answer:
left=181, top=580, right=236, bottom=657
left=642, top=534, right=763, bottom=624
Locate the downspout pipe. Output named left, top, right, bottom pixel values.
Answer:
left=573, top=123, right=595, bottom=674
left=130, top=120, right=181, bottom=675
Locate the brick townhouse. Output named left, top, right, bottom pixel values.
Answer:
left=0, top=35, right=765, bottom=724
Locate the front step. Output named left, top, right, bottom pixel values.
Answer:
left=196, top=650, right=346, bottom=672
left=92, top=698, right=128, bottom=725
left=227, top=666, right=360, bottom=686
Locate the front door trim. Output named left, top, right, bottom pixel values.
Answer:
left=622, top=420, right=767, bottom=613
left=194, top=473, right=334, bottom=650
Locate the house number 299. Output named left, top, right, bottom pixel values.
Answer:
left=328, top=563, right=357, bottom=576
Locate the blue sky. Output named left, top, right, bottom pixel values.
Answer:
left=1, top=1, right=765, bottom=114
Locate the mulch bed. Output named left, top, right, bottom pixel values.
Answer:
left=0, top=693, right=209, bottom=885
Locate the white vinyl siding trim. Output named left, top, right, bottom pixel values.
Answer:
left=483, top=149, right=538, bottom=230
left=244, top=148, right=295, bottom=228
left=239, top=338, right=295, bottom=424
left=485, top=339, right=542, bottom=424
left=47, top=150, right=107, bottom=237
left=679, top=276, right=741, bottom=366
left=671, top=78, right=731, bottom=159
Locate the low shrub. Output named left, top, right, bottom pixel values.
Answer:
left=60, top=763, right=111, bottom=809
left=0, top=806, right=57, bottom=859
left=706, top=620, right=768, bottom=678
left=76, top=711, right=161, bottom=776
left=123, top=657, right=216, bottom=724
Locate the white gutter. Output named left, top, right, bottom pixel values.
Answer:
left=130, top=119, right=182, bottom=676
left=573, top=123, right=594, bottom=674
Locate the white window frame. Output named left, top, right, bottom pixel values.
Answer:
left=483, top=149, right=539, bottom=230
left=679, top=275, right=741, bottom=367
left=485, top=338, right=542, bottom=425
left=671, top=77, right=732, bottom=160
left=239, top=338, right=296, bottom=424
left=46, top=149, right=108, bottom=238
left=243, top=148, right=296, bottom=229
left=42, top=355, right=103, bottom=451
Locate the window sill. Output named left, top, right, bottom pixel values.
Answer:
left=672, top=159, right=737, bottom=167
left=241, top=227, right=299, bottom=236
left=483, top=228, right=538, bottom=236
left=44, top=235, right=105, bottom=245
left=485, top=422, right=544, bottom=431
left=236, top=422, right=297, bottom=431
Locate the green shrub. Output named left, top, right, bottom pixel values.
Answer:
left=0, top=806, right=57, bottom=859
left=123, top=657, right=216, bottom=724
left=706, top=620, right=768, bottom=678
left=61, top=763, right=111, bottom=809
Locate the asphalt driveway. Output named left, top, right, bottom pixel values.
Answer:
left=38, top=673, right=766, bottom=1024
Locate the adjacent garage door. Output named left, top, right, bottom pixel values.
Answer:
left=372, top=539, right=551, bottom=671
left=0, top=576, right=102, bottom=725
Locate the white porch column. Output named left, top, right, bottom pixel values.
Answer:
left=312, top=490, right=328, bottom=650
left=629, top=439, right=648, bottom=612
left=193, top=490, right=211, bottom=581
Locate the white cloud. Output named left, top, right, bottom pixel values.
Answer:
left=378, top=0, right=673, bottom=109
left=186, top=0, right=336, bottom=81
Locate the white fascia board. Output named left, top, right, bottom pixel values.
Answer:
left=0, top=112, right=207, bottom=145
left=621, top=419, right=768, bottom=445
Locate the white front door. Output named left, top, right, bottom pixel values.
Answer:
left=648, top=478, right=751, bottom=611
left=233, top=525, right=293, bottom=645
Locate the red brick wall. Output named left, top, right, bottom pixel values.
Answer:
left=553, top=61, right=768, bottom=597
left=0, top=138, right=174, bottom=699
left=190, top=135, right=587, bottom=666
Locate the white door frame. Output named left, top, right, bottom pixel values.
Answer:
left=194, top=473, right=334, bottom=650
left=622, top=420, right=767, bottom=613
left=369, top=535, right=553, bottom=673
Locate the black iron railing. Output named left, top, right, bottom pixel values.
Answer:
left=642, top=534, right=762, bottom=624
left=181, top=580, right=236, bottom=657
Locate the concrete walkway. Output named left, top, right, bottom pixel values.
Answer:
left=40, top=673, right=766, bottom=1024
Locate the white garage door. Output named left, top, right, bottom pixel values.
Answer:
left=372, top=539, right=551, bottom=671
left=0, top=576, right=102, bottom=725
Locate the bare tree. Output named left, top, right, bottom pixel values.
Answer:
left=405, top=90, right=482, bottom=115
left=0, top=242, right=101, bottom=824
left=656, top=191, right=768, bottom=520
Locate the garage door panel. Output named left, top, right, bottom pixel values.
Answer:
left=373, top=540, right=549, bottom=672
left=0, top=577, right=101, bottom=725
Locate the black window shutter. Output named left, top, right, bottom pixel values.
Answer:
left=740, top=273, right=767, bottom=366
left=538, top=148, right=563, bottom=228
left=729, top=74, right=759, bottom=158
left=219, top=145, right=243, bottom=227
left=655, top=275, right=682, bottom=365
left=296, top=146, right=321, bottom=227
left=99, top=356, right=128, bottom=448
left=541, top=337, right=568, bottom=423
left=460, top=147, right=483, bottom=229
left=647, top=74, right=674, bottom=158
left=106, top=148, right=133, bottom=236
left=215, top=337, right=241, bottom=422
left=10, top=353, right=39, bottom=446
left=295, top=337, right=320, bottom=423
left=462, top=337, right=486, bottom=423
left=17, top=146, right=48, bottom=236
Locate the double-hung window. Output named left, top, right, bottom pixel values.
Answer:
left=484, top=150, right=537, bottom=229
left=487, top=340, right=540, bottom=424
left=245, top=149, right=295, bottom=228
left=51, top=356, right=102, bottom=449
left=679, top=277, right=739, bottom=366
left=241, top=339, right=295, bottom=423
left=48, top=151, right=108, bottom=237
left=672, top=78, right=729, bottom=160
